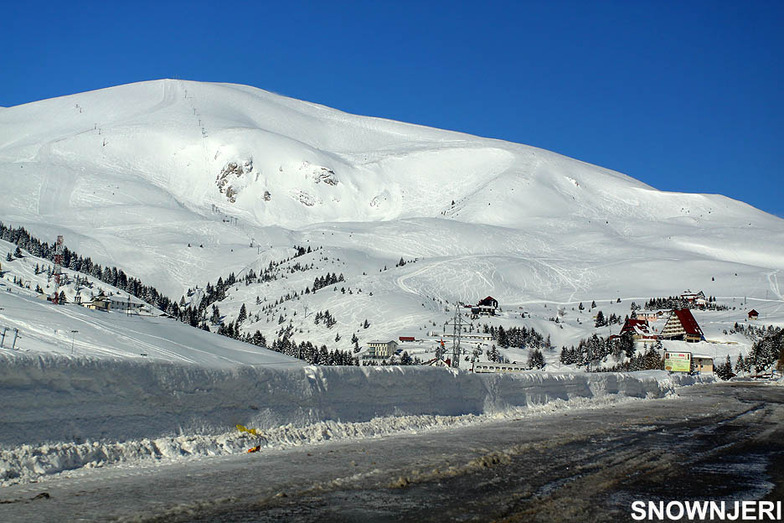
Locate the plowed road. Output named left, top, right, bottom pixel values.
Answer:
left=2, top=382, right=782, bottom=522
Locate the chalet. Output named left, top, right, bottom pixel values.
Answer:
left=681, top=290, right=707, bottom=308
left=424, top=358, right=451, bottom=368
left=619, top=318, right=657, bottom=342
left=107, top=295, right=145, bottom=312
left=80, top=293, right=145, bottom=313
left=367, top=340, right=398, bottom=358
left=478, top=296, right=498, bottom=309
left=748, top=309, right=759, bottom=320
left=659, top=309, right=704, bottom=343
left=470, top=296, right=499, bottom=317
left=84, top=297, right=110, bottom=312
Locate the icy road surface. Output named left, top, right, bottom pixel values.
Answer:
left=1, top=382, right=782, bottom=522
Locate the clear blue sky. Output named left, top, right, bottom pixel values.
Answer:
left=3, top=0, right=783, bottom=217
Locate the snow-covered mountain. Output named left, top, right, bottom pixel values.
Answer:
left=1, top=79, right=783, bottom=355
left=3, top=80, right=784, bottom=493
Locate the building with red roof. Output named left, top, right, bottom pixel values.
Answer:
left=659, top=309, right=704, bottom=343
left=477, top=296, right=498, bottom=309
left=470, top=295, right=499, bottom=317
left=681, top=290, right=708, bottom=308
left=620, top=318, right=658, bottom=342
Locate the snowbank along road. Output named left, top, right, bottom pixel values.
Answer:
left=1, top=381, right=782, bottom=522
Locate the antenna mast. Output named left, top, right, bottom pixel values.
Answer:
left=52, top=235, right=64, bottom=304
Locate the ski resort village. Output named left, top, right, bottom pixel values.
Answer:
left=2, top=228, right=780, bottom=379
left=0, top=80, right=783, bottom=520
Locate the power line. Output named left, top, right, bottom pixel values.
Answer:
left=443, top=307, right=465, bottom=369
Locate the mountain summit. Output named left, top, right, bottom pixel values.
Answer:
left=1, top=79, right=782, bottom=305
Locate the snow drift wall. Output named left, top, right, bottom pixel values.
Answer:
left=0, top=355, right=701, bottom=448
left=0, top=355, right=710, bottom=485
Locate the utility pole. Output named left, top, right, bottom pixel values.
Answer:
left=443, top=307, right=465, bottom=369
left=452, top=308, right=462, bottom=368
left=71, top=330, right=78, bottom=355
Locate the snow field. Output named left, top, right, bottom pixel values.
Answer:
left=3, top=79, right=783, bottom=303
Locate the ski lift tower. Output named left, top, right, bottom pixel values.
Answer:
left=52, top=235, right=64, bottom=304
left=443, top=307, right=465, bottom=369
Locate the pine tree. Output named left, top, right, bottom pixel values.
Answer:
left=528, top=348, right=545, bottom=369
left=251, top=330, right=266, bottom=347
left=619, top=332, right=636, bottom=359
left=641, top=347, right=663, bottom=370
left=497, top=326, right=509, bottom=347
left=487, top=344, right=500, bottom=363
left=237, top=303, right=248, bottom=324
left=749, top=328, right=784, bottom=372
left=716, top=355, right=735, bottom=380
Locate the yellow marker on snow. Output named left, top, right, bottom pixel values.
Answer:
left=236, top=424, right=259, bottom=435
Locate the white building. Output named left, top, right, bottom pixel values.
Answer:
left=107, top=295, right=146, bottom=312
left=366, top=340, right=399, bottom=358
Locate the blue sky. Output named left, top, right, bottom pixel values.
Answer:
left=3, top=0, right=783, bottom=217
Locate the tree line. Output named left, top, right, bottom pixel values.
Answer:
left=0, top=222, right=358, bottom=366
left=483, top=324, right=551, bottom=350
left=1, top=221, right=175, bottom=313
